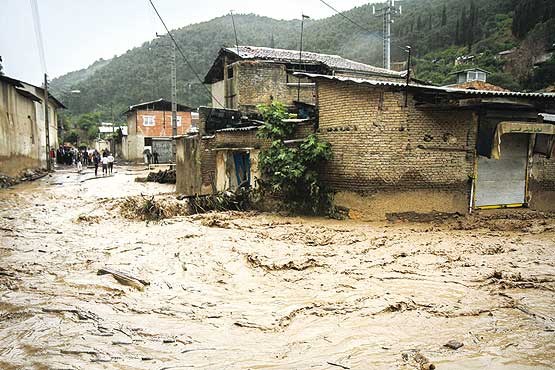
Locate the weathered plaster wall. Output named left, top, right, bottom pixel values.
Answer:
left=0, top=80, right=58, bottom=176
left=176, top=136, right=203, bottom=195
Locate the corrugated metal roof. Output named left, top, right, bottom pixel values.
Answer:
left=215, top=125, right=260, bottom=133
left=295, top=73, right=555, bottom=99
left=540, top=113, right=555, bottom=122
left=125, top=98, right=193, bottom=114
left=225, top=46, right=404, bottom=77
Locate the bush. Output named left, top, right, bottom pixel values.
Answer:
left=256, top=101, right=334, bottom=215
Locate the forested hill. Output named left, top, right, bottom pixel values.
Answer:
left=51, top=0, right=555, bottom=124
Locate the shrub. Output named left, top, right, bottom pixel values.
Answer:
left=256, top=101, right=334, bottom=215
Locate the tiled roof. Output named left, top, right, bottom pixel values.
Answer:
left=224, top=46, right=404, bottom=77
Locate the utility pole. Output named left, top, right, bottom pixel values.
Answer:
left=373, top=0, right=402, bottom=70
left=171, top=41, right=177, bottom=163
left=157, top=32, right=178, bottom=162
left=298, top=14, right=310, bottom=102
left=43, top=73, right=51, bottom=171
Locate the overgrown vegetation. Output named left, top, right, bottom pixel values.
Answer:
left=256, top=101, right=333, bottom=215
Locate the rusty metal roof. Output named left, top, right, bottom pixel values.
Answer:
left=295, top=73, right=555, bottom=100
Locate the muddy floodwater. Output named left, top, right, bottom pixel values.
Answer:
left=0, top=166, right=554, bottom=369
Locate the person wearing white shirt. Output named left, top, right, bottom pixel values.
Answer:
left=101, top=155, right=109, bottom=176
left=107, top=154, right=114, bottom=174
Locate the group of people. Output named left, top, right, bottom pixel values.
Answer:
left=54, top=145, right=114, bottom=176
left=55, top=145, right=81, bottom=166
left=143, top=149, right=160, bottom=165
left=92, top=149, right=115, bottom=176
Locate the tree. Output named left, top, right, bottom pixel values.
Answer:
left=0, top=56, right=3, bottom=76
left=270, top=33, right=275, bottom=48
left=441, top=5, right=447, bottom=26
left=468, top=0, right=478, bottom=51
left=64, top=131, right=79, bottom=144
left=460, top=6, right=467, bottom=46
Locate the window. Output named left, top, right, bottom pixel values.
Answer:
left=143, top=115, right=155, bottom=126
left=467, top=71, right=486, bottom=82
left=176, top=116, right=182, bottom=127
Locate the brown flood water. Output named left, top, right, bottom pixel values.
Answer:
left=0, top=165, right=554, bottom=369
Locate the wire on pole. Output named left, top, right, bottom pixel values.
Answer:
left=148, top=0, right=224, bottom=107
left=318, top=0, right=408, bottom=53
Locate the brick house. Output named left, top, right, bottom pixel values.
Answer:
left=297, top=73, right=555, bottom=219
left=123, top=99, right=193, bottom=163
left=203, top=46, right=406, bottom=114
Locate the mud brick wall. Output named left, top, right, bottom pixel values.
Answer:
left=236, top=61, right=316, bottom=113
left=315, top=80, right=476, bottom=194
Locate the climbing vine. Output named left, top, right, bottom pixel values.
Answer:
left=256, top=101, right=334, bottom=215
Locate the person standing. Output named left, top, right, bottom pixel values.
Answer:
left=143, top=148, right=152, bottom=165
left=153, top=151, right=159, bottom=164
left=101, top=154, right=109, bottom=176
left=76, top=152, right=83, bottom=173
left=93, top=150, right=101, bottom=176
left=107, top=152, right=114, bottom=174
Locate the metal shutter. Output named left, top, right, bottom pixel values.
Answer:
left=475, top=134, right=528, bottom=207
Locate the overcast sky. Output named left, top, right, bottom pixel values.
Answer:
left=0, top=0, right=374, bottom=86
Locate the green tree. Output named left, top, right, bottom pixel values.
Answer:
left=64, top=131, right=79, bottom=144
left=441, top=5, right=447, bottom=26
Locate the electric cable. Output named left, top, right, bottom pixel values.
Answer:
left=148, top=0, right=224, bottom=107
left=318, top=0, right=408, bottom=53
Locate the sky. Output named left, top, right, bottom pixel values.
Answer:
left=0, top=0, right=375, bottom=86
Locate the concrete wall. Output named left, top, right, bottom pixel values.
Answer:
left=529, top=154, right=555, bottom=212
left=0, top=80, right=59, bottom=176
left=176, top=136, right=203, bottom=195
left=315, top=79, right=476, bottom=219
left=211, top=80, right=225, bottom=108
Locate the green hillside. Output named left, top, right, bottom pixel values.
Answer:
left=51, top=0, right=555, bottom=133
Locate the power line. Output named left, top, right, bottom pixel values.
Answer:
left=148, top=0, right=224, bottom=107
left=318, top=0, right=408, bottom=53
left=30, top=0, right=47, bottom=73
left=230, top=10, right=240, bottom=55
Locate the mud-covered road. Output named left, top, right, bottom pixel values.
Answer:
left=1, top=166, right=554, bottom=369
